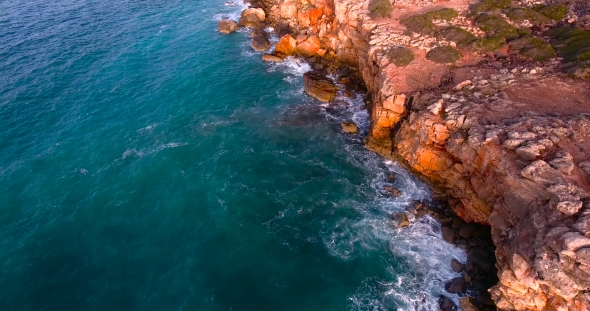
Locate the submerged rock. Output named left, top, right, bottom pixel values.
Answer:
left=341, top=120, right=359, bottom=134
left=303, top=71, right=337, bottom=102
left=218, top=19, right=239, bottom=34
left=384, top=186, right=402, bottom=197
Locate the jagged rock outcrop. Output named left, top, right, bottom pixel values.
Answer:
left=245, top=0, right=590, bottom=309
left=218, top=19, right=240, bottom=34
left=303, top=70, right=337, bottom=102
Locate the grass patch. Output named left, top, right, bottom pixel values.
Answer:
left=470, top=0, right=512, bottom=15
left=425, top=8, right=459, bottom=21
left=508, top=36, right=556, bottom=61
left=548, top=27, right=590, bottom=78
left=474, top=13, right=519, bottom=40
left=476, top=36, right=506, bottom=52
left=440, top=26, right=477, bottom=49
left=401, top=8, right=458, bottom=36
left=426, top=46, right=462, bottom=63
left=504, top=8, right=550, bottom=25
left=369, top=0, right=393, bottom=18
left=387, top=46, right=415, bottom=67
left=534, top=5, right=567, bottom=21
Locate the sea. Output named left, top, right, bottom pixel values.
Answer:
left=0, top=0, right=465, bottom=310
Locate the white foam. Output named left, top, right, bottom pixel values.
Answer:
left=320, top=156, right=466, bottom=310
left=266, top=57, right=312, bottom=77
left=120, top=142, right=188, bottom=160
left=212, top=0, right=249, bottom=22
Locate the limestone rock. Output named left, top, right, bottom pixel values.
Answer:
left=217, top=19, right=239, bottom=34
left=384, top=186, right=402, bottom=197
left=445, top=277, right=466, bottom=293
left=515, top=143, right=544, bottom=161
left=303, top=71, right=336, bottom=102
left=439, top=296, right=456, bottom=311
left=458, top=297, right=479, bottom=311
left=521, top=160, right=564, bottom=187
left=239, top=8, right=264, bottom=27
left=275, top=34, right=297, bottom=56
left=297, top=36, right=321, bottom=57
left=451, top=259, right=465, bottom=272
left=262, top=53, right=284, bottom=62
left=393, top=212, right=410, bottom=227
left=341, top=121, right=359, bottom=134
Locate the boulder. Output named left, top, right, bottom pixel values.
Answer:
left=218, top=19, right=239, bottom=34
left=548, top=151, right=575, bottom=175
left=393, top=212, right=410, bottom=227
left=275, top=34, right=297, bottom=56
left=451, top=259, right=465, bottom=272
left=262, top=53, right=284, bottom=62
left=438, top=296, right=457, bottom=311
left=280, top=0, right=299, bottom=19
left=239, top=8, right=264, bottom=27
left=442, top=227, right=456, bottom=244
left=297, top=36, right=321, bottom=57
left=251, top=35, right=271, bottom=52
left=384, top=186, right=402, bottom=197
left=303, top=71, right=337, bottom=102
left=458, top=297, right=479, bottom=311
left=341, top=121, right=359, bottom=134
left=445, top=277, right=466, bottom=293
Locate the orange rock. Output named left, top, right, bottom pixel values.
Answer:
left=311, top=0, right=334, bottom=16
left=308, top=8, right=323, bottom=26
left=275, top=34, right=297, bottom=56
left=297, top=36, right=321, bottom=57
left=316, top=49, right=327, bottom=57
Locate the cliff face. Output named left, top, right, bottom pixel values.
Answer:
left=244, top=0, right=590, bottom=309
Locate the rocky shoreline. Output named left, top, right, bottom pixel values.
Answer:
left=219, top=0, right=590, bottom=310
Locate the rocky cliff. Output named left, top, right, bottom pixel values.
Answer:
left=230, top=0, right=590, bottom=309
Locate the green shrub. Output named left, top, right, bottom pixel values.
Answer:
left=475, top=13, right=519, bottom=40
left=504, top=8, right=550, bottom=25
left=369, top=0, right=393, bottom=18
left=425, top=8, right=459, bottom=21
left=401, top=14, right=436, bottom=36
left=476, top=36, right=506, bottom=52
left=401, top=8, right=458, bottom=36
left=548, top=27, right=590, bottom=63
left=508, top=36, right=556, bottom=61
left=470, top=0, right=512, bottom=15
left=426, top=46, right=462, bottom=63
left=387, top=46, right=415, bottom=67
left=440, top=26, right=477, bottom=49
left=534, top=5, right=567, bottom=21
left=548, top=27, right=590, bottom=78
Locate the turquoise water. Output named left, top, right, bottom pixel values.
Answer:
left=0, top=1, right=465, bottom=310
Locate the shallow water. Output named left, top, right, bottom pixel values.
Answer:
left=0, top=0, right=465, bottom=310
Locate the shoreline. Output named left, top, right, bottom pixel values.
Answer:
left=219, top=0, right=590, bottom=310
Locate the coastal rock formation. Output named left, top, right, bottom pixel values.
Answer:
left=239, top=7, right=266, bottom=27
left=303, top=71, right=336, bottom=102
left=341, top=120, right=359, bottom=134
left=243, top=0, right=590, bottom=309
left=218, top=19, right=239, bottom=34
left=251, top=33, right=271, bottom=51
